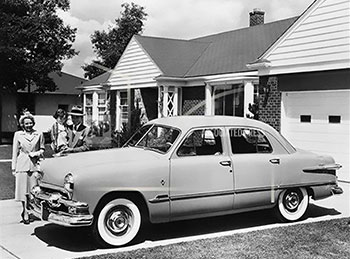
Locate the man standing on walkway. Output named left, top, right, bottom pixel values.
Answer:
left=61, top=106, right=90, bottom=154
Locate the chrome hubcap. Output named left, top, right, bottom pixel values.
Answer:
left=284, top=191, right=300, bottom=212
left=105, top=206, right=132, bottom=236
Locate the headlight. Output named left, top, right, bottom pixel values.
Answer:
left=64, top=173, right=74, bottom=195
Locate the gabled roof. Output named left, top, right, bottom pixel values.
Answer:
left=81, top=71, right=111, bottom=87
left=18, top=72, right=87, bottom=95
left=187, top=17, right=298, bottom=76
left=48, top=72, right=87, bottom=94
left=134, top=17, right=298, bottom=78
left=134, top=35, right=210, bottom=77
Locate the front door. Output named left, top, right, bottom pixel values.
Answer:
left=170, top=128, right=234, bottom=220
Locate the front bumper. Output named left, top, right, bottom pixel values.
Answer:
left=29, top=185, right=93, bottom=227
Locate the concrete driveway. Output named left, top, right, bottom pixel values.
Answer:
left=0, top=181, right=349, bottom=259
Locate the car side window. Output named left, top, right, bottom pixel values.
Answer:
left=229, top=128, right=272, bottom=154
left=177, top=128, right=222, bottom=157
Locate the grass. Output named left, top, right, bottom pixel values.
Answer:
left=78, top=218, right=350, bottom=259
left=0, top=145, right=14, bottom=200
left=0, top=144, right=53, bottom=200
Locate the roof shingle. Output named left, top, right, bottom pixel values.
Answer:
left=135, top=17, right=298, bottom=78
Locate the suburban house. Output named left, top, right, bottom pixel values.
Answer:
left=80, top=0, right=349, bottom=180
left=81, top=9, right=297, bottom=128
left=0, top=71, right=86, bottom=143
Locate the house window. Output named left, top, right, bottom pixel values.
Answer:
left=98, top=92, right=108, bottom=121
left=85, top=94, right=93, bottom=123
left=329, top=115, right=341, bottom=124
left=214, top=84, right=244, bottom=117
left=300, top=115, right=311, bottom=123
left=120, top=91, right=128, bottom=125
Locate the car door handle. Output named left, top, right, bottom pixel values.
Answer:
left=219, top=161, right=232, bottom=167
left=269, top=158, right=280, bottom=165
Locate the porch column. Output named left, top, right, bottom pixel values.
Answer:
left=244, top=81, right=254, bottom=118
left=127, top=88, right=134, bottom=130
left=92, top=91, right=99, bottom=122
left=205, top=83, right=213, bottom=115
left=83, top=93, right=87, bottom=124
left=173, top=87, right=179, bottom=116
left=162, top=86, right=168, bottom=117
left=157, top=86, right=162, bottom=118
left=109, top=90, right=116, bottom=131
left=116, top=91, right=121, bottom=131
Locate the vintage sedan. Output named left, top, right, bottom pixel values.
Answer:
left=29, top=116, right=343, bottom=247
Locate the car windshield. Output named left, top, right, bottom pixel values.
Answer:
left=124, top=124, right=152, bottom=147
left=127, top=124, right=180, bottom=153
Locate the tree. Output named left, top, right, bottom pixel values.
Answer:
left=0, top=0, right=77, bottom=93
left=83, top=2, right=147, bottom=79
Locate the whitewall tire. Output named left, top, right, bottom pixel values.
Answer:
left=93, top=198, right=142, bottom=247
left=276, top=187, right=309, bottom=222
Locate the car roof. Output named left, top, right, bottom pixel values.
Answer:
left=149, top=116, right=274, bottom=132
left=147, top=116, right=296, bottom=154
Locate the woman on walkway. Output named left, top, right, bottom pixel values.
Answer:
left=12, top=112, right=45, bottom=224
left=50, top=108, right=69, bottom=153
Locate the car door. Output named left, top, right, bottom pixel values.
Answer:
left=169, top=127, right=234, bottom=220
left=227, top=127, right=276, bottom=209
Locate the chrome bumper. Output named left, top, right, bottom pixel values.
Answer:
left=29, top=186, right=93, bottom=227
left=331, top=186, right=343, bottom=195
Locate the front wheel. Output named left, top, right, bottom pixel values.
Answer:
left=275, top=187, right=309, bottom=222
left=92, top=198, right=142, bottom=247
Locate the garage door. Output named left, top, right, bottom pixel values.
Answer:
left=281, top=91, right=350, bottom=182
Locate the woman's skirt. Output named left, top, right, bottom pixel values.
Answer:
left=15, top=171, right=37, bottom=202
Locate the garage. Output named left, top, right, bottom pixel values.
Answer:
left=281, top=90, right=350, bottom=182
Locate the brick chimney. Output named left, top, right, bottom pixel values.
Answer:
left=249, top=8, right=265, bottom=26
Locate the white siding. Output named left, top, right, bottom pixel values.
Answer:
left=281, top=91, right=350, bottom=181
left=108, top=38, right=162, bottom=89
left=266, top=0, right=350, bottom=71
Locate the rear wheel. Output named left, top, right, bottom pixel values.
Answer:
left=275, top=187, right=309, bottom=222
left=92, top=198, right=142, bottom=247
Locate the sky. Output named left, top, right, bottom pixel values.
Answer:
left=59, top=0, right=316, bottom=78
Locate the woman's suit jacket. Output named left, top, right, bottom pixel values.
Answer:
left=12, top=130, right=45, bottom=172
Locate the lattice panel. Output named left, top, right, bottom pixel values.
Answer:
left=167, top=91, right=175, bottom=116
left=182, top=99, right=205, bottom=115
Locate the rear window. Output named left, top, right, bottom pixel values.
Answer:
left=229, top=128, right=272, bottom=154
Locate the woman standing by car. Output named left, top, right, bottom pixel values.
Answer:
left=12, top=112, right=45, bottom=224
left=50, top=108, right=69, bottom=153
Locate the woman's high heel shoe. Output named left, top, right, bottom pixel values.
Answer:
left=21, top=211, right=30, bottom=224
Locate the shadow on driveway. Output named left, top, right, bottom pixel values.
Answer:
left=32, top=204, right=341, bottom=252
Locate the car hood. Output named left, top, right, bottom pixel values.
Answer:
left=40, top=147, right=161, bottom=185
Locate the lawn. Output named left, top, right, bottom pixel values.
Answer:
left=0, top=145, right=14, bottom=200
left=0, top=144, right=53, bottom=200
left=78, top=217, right=350, bottom=259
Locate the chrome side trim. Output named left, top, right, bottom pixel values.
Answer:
left=303, top=163, right=342, bottom=173
left=149, top=194, right=169, bottom=204
left=149, top=182, right=338, bottom=204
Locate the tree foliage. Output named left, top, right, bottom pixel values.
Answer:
left=0, top=0, right=77, bottom=93
left=83, top=2, right=147, bottom=79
